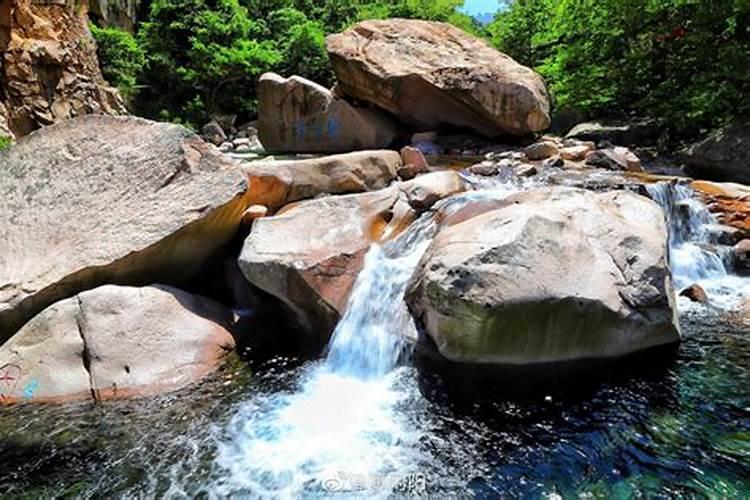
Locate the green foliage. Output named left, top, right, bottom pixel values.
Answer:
left=489, top=0, right=750, bottom=140
left=90, top=24, right=146, bottom=101
left=0, top=136, right=11, bottom=151
left=118, top=0, right=479, bottom=126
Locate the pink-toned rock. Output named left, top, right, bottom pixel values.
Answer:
left=327, top=19, right=550, bottom=137
left=0, top=285, right=235, bottom=404
left=398, top=146, right=430, bottom=179
left=241, top=205, right=269, bottom=225
left=679, top=284, right=708, bottom=303
left=560, top=144, right=594, bottom=162
left=524, top=141, right=559, bottom=161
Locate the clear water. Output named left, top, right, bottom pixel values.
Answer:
left=1, top=181, right=748, bottom=498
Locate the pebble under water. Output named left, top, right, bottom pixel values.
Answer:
left=1, top=181, right=749, bottom=498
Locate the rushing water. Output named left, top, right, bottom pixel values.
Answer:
left=1, top=179, right=749, bottom=498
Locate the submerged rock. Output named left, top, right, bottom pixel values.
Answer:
left=680, top=284, right=708, bottom=304
left=0, top=116, right=250, bottom=342
left=242, top=150, right=401, bottom=211
left=407, top=187, right=680, bottom=365
left=257, top=73, right=397, bottom=153
left=326, top=19, right=550, bottom=137
left=0, top=285, right=235, bottom=404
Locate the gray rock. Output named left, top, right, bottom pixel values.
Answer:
left=566, top=119, right=659, bottom=147
left=0, top=116, right=250, bottom=342
left=407, top=187, right=680, bottom=364
left=683, top=122, right=750, bottom=184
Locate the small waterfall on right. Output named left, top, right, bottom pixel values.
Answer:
left=647, top=182, right=747, bottom=309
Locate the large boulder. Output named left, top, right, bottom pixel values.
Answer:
left=0, top=116, right=251, bottom=342
left=257, top=73, right=396, bottom=153
left=326, top=19, right=550, bottom=138
left=0, top=0, right=125, bottom=137
left=239, top=189, right=401, bottom=340
left=683, top=122, right=750, bottom=184
left=242, top=150, right=401, bottom=211
left=0, top=285, right=235, bottom=404
left=407, top=187, right=680, bottom=365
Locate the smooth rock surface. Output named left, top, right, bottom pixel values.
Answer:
left=0, top=285, right=235, bottom=404
left=242, top=150, right=401, bottom=211
left=327, top=19, right=550, bottom=137
left=239, top=189, right=401, bottom=340
left=0, top=116, right=250, bottom=342
left=407, top=187, right=680, bottom=364
left=257, top=73, right=397, bottom=153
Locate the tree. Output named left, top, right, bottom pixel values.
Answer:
left=90, top=24, right=146, bottom=102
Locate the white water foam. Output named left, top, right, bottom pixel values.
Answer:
left=210, top=215, right=438, bottom=498
left=647, top=182, right=750, bottom=310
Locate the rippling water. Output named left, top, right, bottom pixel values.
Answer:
left=1, top=181, right=748, bottom=498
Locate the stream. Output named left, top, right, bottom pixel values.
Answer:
left=1, top=179, right=748, bottom=498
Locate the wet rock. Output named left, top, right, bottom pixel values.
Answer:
left=734, top=239, right=750, bottom=270
left=238, top=189, right=402, bottom=341
left=585, top=147, right=643, bottom=172
left=683, top=122, right=750, bottom=184
left=0, top=116, right=251, bottom=342
left=407, top=187, right=679, bottom=365
left=540, top=156, right=564, bottom=169
left=468, top=161, right=499, bottom=176
left=241, top=205, right=269, bottom=225
left=242, top=150, right=401, bottom=212
left=691, top=180, right=750, bottom=234
left=0, top=285, right=235, bottom=404
left=327, top=19, right=550, bottom=137
left=560, top=143, right=595, bottom=161
left=257, top=73, right=396, bottom=153
left=680, top=284, right=708, bottom=303
left=515, top=163, right=539, bottom=177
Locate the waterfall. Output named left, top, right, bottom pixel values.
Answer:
left=646, top=182, right=729, bottom=289
left=212, top=214, right=438, bottom=497
left=326, top=214, right=437, bottom=379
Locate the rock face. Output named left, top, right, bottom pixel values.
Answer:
left=683, top=122, right=750, bottom=184
left=239, top=189, right=401, bottom=340
left=257, top=73, right=397, bottom=153
left=326, top=19, right=550, bottom=137
left=0, top=0, right=125, bottom=138
left=242, top=150, right=401, bottom=211
left=88, top=0, right=140, bottom=32
left=0, top=285, right=235, bottom=404
left=0, top=116, right=251, bottom=342
left=407, top=187, right=680, bottom=365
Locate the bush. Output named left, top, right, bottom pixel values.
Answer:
left=0, top=136, right=11, bottom=151
left=90, top=24, right=146, bottom=102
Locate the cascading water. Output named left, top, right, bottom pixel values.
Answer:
left=647, top=181, right=747, bottom=309
left=211, top=214, right=439, bottom=497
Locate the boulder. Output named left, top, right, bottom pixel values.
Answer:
left=566, top=119, right=659, bottom=147
left=400, top=171, right=465, bottom=211
left=680, top=284, right=708, bottom=304
left=407, top=187, right=679, bottom=364
left=585, top=147, right=643, bottom=172
left=326, top=19, right=550, bottom=137
left=691, top=180, right=750, bottom=233
left=201, top=120, right=227, bottom=146
left=257, top=73, right=397, bottom=153
left=560, top=143, right=595, bottom=162
left=398, top=146, right=429, bottom=180
left=238, top=189, right=402, bottom=340
left=524, top=141, right=559, bottom=161
left=0, top=116, right=251, bottom=342
left=0, top=285, right=235, bottom=404
left=683, top=122, right=750, bottom=184
left=0, top=0, right=125, bottom=137
left=242, top=150, right=401, bottom=211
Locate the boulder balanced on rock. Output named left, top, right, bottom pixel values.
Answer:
left=326, top=19, right=551, bottom=137
left=257, top=73, right=397, bottom=153
left=407, top=187, right=680, bottom=365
